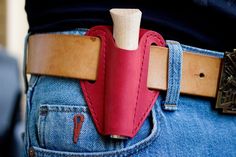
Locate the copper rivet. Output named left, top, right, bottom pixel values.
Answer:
left=29, top=147, right=35, bottom=157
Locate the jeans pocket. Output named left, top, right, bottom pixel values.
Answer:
left=37, top=104, right=118, bottom=152
left=25, top=76, right=160, bottom=157
left=31, top=108, right=159, bottom=157
left=31, top=103, right=160, bottom=157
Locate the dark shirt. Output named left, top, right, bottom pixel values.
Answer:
left=25, top=0, right=236, bottom=52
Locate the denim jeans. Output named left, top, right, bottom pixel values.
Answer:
left=23, top=28, right=236, bottom=157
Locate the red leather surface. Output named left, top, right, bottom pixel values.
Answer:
left=80, top=26, right=165, bottom=137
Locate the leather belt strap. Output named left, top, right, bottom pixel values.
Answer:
left=26, top=34, right=222, bottom=98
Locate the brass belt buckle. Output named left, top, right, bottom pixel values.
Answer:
left=216, top=49, right=236, bottom=114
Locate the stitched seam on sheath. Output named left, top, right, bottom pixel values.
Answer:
left=134, top=34, right=164, bottom=133
left=132, top=32, right=164, bottom=134
left=132, top=33, right=148, bottom=134
left=83, top=29, right=107, bottom=130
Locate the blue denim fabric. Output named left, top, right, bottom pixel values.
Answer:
left=23, top=29, right=236, bottom=157
left=163, top=40, right=183, bottom=111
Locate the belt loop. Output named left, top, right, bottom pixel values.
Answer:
left=163, top=40, right=183, bottom=111
left=23, top=32, right=31, bottom=94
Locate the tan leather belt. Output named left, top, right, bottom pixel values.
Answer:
left=26, top=34, right=222, bottom=98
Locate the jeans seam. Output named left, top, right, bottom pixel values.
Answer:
left=25, top=75, right=40, bottom=156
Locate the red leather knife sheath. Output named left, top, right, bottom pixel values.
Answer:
left=80, top=26, right=165, bottom=138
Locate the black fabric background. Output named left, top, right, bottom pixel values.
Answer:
left=25, top=0, right=236, bottom=52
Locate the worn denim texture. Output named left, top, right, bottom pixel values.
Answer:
left=23, top=29, right=236, bottom=157
left=163, top=40, right=183, bottom=111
